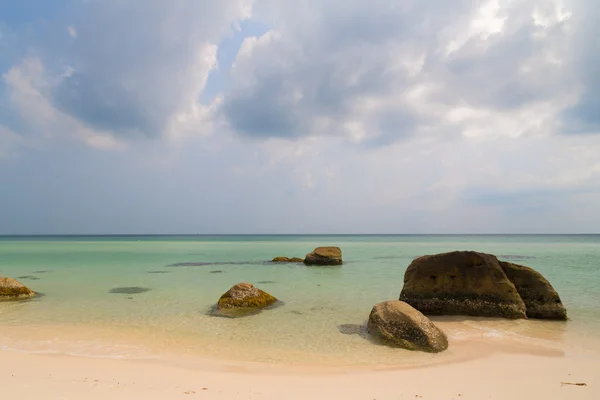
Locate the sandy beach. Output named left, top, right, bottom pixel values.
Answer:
left=2, top=348, right=598, bottom=400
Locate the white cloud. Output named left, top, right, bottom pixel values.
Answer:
left=3, top=58, right=124, bottom=150
left=67, top=26, right=77, bottom=38
left=220, top=0, right=583, bottom=146
left=3, top=0, right=254, bottom=149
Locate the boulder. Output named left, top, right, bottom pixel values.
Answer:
left=499, top=262, right=567, bottom=320
left=399, top=251, right=527, bottom=319
left=303, top=247, right=343, bottom=266
left=367, top=300, right=448, bottom=353
left=272, top=256, right=304, bottom=263
left=217, top=282, right=277, bottom=315
left=0, top=277, right=36, bottom=301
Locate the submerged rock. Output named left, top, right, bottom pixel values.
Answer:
left=0, top=277, right=37, bottom=300
left=109, top=287, right=151, bottom=294
left=168, top=262, right=215, bottom=267
left=499, top=262, right=567, bottom=320
left=272, top=256, right=304, bottom=263
left=338, top=323, right=366, bottom=336
left=216, top=282, right=278, bottom=317
left=303, top=247, right=343, bottom=266
left=399, top=251, right=527, bottom=319
left=17, top=275, right=40, bottom=280
left=367, top=300, right=448, bottom=353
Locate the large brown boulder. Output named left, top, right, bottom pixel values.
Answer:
left=303, top=247, right=342, bottom=266
left=399, top=251, right=527, bottom=319
left=0, top=277, right=36, bottom=301
left=367, top=300, right=448, bottom=353
left=499, top=262, right=567, bottom=320
left=216, top=283, right=277, bottom=317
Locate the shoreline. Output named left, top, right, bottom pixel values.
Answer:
left=2, top=347, right=597, bottom=399
left=2, top=314, right=598, bottom=369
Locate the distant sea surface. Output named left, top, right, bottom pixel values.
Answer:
left=1, top=235, right=599, bottom=366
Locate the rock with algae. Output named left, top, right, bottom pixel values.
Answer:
left=303, top=247, right=343, bottom=266
left=215, top=282, right=278, bottom=317
left=0, top=277, right=37, bottom=301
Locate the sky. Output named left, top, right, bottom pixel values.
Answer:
left=1, top=0, right=599, bottom=234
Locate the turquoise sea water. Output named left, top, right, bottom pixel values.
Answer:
left=1, top=235, right=599, bottom=365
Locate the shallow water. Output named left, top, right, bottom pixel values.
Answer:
left=1, top=235, right=599, bottom=365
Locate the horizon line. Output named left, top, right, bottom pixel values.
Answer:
left=1, top=233, right=599, bottom=237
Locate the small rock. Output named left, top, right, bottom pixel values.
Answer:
left=368, top=300, right=448, bottom=353
left=303, top=247, right=343, bottom=266
left=0, top=277, right=37, bottom=300
left=218, top=282, right=277, bottom=309
left=214, top=282, right=278, bottom=318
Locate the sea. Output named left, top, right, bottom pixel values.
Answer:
left=1, top=234, right=599, bottom=367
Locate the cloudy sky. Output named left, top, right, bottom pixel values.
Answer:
left=1, top=0, right=599, bottom=234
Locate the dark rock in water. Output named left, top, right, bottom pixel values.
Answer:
left=168, top=261, right=268, bottom=268
left=399, top=251, right=527, bottom=319
left=210, top=270, right=224, bottom=274
left=338, top=324, right=365, bottom=336
left=499, top=261, right=567, bottom=320
left=212, top=282, right=279, bottom=318
left=272, top=256, right=304, bottom=263
left=304, top=247, right=343, bottom=266
left=1, top=277, right=37, bottom=300
left=148, top=271, right=171, bottom=274
left=32, top=270, right=51, bottom=274
left=400, top=251, right=567, bottom=320
left=168, top=262, right=215, bottom=267
left=109, top=287, right=151, bottom=294
left=218, top=282, right=277, bottom=309
left=368, top=300, right=448, bottom=353
left=18, top=275, right=40, bottom=280
left=257, top=280, right=275, bottom=284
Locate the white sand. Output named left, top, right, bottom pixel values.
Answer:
left=2, top=349, right=598, bottom=399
